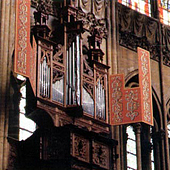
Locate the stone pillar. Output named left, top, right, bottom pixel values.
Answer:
left=0, top=0, right=16, bottom=169
left=134, top=123, right=142, bottom=170
left=160, top=130, right=166, bottom=170
left=110, top=1, right=120, bottom=169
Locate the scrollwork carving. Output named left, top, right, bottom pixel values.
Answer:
left=77, top=12, right=107, bottom=39
left=53, top=69, right=64, bottom=83
left=92, top=141, right=109, bottom=168
left=31, top=0, right=57, bottom=15
left=83, top=55, right=94, bottom=76
left=73, top=134, right=89, bottom=162
left=83, top=81, right=94, bottom=99
left=53, top=44, right=64, bottom=64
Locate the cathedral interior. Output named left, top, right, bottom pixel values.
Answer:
left=1, top=0, right=170, bottom=170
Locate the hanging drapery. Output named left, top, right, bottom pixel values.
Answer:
left=93, top=0, right=106, bottom=19
left=80, top=0, right=91, bottom=13
left=119, top=4, right=159, bottom=45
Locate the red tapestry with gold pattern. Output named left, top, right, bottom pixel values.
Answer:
left=14, top=0, right=31, bottom=77
left=110, top=47, right=153, bottom=126
left=122, top=87, right=142, bottom=125
left=109, top=74, right=124, bottom=125
left=138, top=47, right=153, bottom=125
left=29, top=36, right=37, bottom=96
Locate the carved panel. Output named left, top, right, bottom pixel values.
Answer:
left=92, top=141, right=109, bottom=169
left=72, top=133, right=90, bottom=163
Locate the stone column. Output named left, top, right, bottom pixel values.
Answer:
left=134, top=123, right=142, bottom=170
left=110, top=1, right=120, bottom=169
left=160, top=130, right=166, bottom=170
left=0, top=0, right=16, bottom=169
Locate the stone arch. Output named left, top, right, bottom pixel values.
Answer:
left=166, top=98, right=170, bottom=123
left=27, top=108, right=55, bottom=128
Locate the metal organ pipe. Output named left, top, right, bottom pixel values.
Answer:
left=72, top=42, right=75, bottom=104
left=66, top=35, right=81, bottom=105
left=69, top=45, right=72, bottom=104
left=40, top=59, right=42, bottom=95
left=76, top=35, right=80, bottom=105
left=43, top=58, right=46, bottom=97
left=66, top=50, right=69, bottom=103
left=40, top=56, right=50, bottom=98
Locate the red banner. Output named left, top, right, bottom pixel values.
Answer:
left=138, top=47, right=153, bottom=125
left=110, top=48, right=153, bottom=126
left=110, top=74, right=124, bottom=125
left=123, top=87, right=142, bottom=125
left=14, top=0, right=31, bottom=77
left=29, top=36, right=37, bottom=96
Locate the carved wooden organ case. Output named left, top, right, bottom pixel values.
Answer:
left=29, top=0, right=110, bottom=133
left=23, top=1, right=118, bottom=170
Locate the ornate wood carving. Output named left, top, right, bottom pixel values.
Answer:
left=72, top=134, right=89, bottom=162
left=92, top=141, right=109, bottom=169
left=31, top=0, right=57, bottom=15
left=53, top=44, right=64, bottom=64
left=78, top=12, right=107, bottom=39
